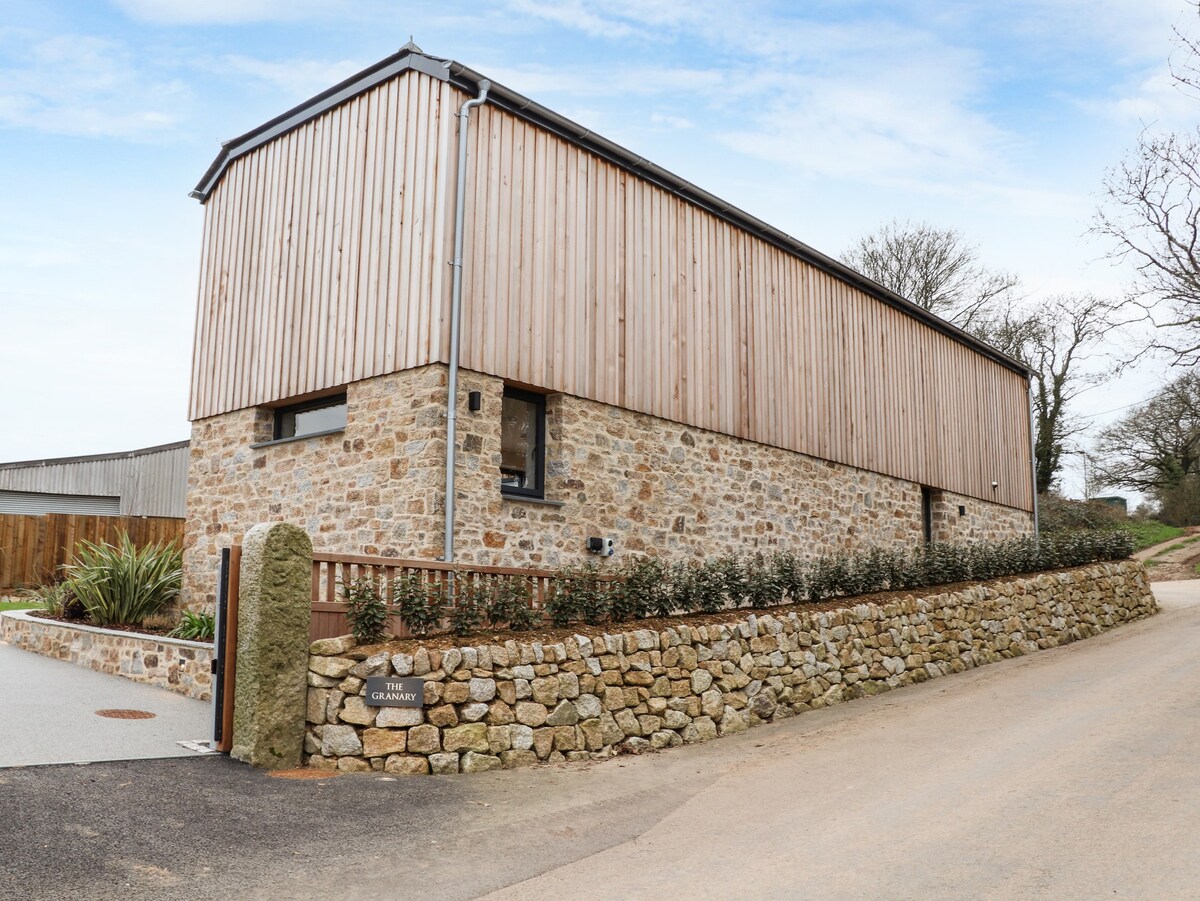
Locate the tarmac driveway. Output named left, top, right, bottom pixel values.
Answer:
left=0, top=640, right=213, bottom=768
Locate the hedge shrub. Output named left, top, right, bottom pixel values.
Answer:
left=350, top=529, right=1134, bottom=637
left=545, top=528, right=1134, bottom=628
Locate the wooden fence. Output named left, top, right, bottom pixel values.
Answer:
left=0, top=513, right=185, bottom=590
left=310, top=551, right=567, bottom=642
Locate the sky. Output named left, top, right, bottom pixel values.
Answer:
left=1, top=0, right=1196, bottom=500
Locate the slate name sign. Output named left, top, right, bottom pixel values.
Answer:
left=365, top=677, right=425, bottom=707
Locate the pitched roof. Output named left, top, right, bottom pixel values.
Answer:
left=0, top=440, right=190, bottom=471
left=192, top=47, right=1030, bottom=377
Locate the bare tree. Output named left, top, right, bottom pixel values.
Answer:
left=1093, top=129, right=1200, bottom=363
left=841, top=220, right=1019, bottom=329
left=1021, top=296, right=1115, bottom=494
left=1093, top=3, right=1200, bottom=364
left=971, top=295, right=1116, bottom=494
left=1170, top=1, right=1200, bottom=98
left=1094, top=372, right=1200, bottom=493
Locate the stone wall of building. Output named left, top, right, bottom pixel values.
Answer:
left=184, top=363, right=1033, bottom=608
left=303, top=560, right=1153, bottom=774
left=0, top=611, right=213, bottom=701
left=931, top=489, right=1035, bottom=544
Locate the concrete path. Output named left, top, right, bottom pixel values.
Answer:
left=2, top=580, right=1197, bottom=900
left=0, top=640, right=213, bottom=768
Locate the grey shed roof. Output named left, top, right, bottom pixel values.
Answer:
left=0, top=440, right=189, bottom=518
left=191, top=47, right=1030, bottom=377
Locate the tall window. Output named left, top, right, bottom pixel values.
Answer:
left=921, top=486, right=933, bottom=543
left=274, top=393, right=348, bottom=441
left=500, top=388, right=545, bottom=498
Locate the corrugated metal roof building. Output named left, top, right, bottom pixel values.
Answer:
left=0, top=441, right=189, bottom=518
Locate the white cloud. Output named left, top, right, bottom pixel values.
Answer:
left=0, top=31, right=188, bottom=139
left=649, top=112, right=692, bottom=130
left=111, top=0, right=352, bottom=25
left=1079, top=68, right=1198, bottom=129
left=215, top=55, right=367, bottom=100
left=508, top=0, right=638, bottom=40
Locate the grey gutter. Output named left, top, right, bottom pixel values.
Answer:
left=191, top=49, right=1030, bottom=378
left=0, top=440, right=191, bottom=471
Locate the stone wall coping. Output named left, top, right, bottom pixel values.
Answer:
left=0, top=609, right=214, bottom=650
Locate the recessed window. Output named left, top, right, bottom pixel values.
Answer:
left=500, top=388, right=545, bottom=498
left=274, top=393, right=347, bottom=441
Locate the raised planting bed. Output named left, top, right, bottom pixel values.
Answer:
left=304, top=559, right=1155, bottom=775
left=0, top=610, right=213, bottom=701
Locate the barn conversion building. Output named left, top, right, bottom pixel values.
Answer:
left=183, top=44, right=1035, bottom=607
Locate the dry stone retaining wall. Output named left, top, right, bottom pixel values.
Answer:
left=0, top=610, right=213, bottom=701
left=304, top=560, right=1153, bottom=775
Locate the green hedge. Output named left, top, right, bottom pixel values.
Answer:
left=546, top=529, right=1134, bottom=628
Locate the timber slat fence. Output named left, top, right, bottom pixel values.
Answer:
left=0, top=513, right=184, bottom=590
left=310, top=551, right=564, bottom=642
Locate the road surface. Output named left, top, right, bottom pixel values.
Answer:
left=2, top=581, right=1196, bottom=900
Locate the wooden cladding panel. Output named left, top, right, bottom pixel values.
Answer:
left=189, top=72, right=456, bottom=420
left=456, top=98, right=1031, bottom=509
left=189, top=72, right=1032, bottom=510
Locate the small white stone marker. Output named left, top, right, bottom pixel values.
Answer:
left=177, top=740, right=219, bottom=754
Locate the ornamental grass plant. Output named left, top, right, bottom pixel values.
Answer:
left=63, top=533, right=183, bottom=628
left=169, top=608, right=216, bottom=641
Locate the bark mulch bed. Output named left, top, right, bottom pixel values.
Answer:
left=23, top=609, right=180, bottom=640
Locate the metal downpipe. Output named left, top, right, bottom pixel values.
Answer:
left=443, top=78, right=490, bottom=563
left=1027, top=379, right=1040, bottom=541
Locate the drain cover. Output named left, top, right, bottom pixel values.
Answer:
left=95, top=708, right=156, bottom=720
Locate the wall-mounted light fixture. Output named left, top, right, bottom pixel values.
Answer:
left=587, top=536, right=615, bottom=557
left=468, top=391, right=482, bottom=412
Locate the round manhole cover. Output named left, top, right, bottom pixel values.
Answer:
left=95, top=709, right=156, bottom=720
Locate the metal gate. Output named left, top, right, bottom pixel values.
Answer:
left=211, top=545, right=241, bottom=753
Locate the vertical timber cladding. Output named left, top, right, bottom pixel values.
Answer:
left=188, top=71, right=458, bottom=421
left=188, top=65, right=1033, bottom=512
left=455, top=92, right=1033, bottom=511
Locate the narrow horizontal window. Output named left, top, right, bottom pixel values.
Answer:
left=500, top=388, right=545, bottom=498
left=274, top=393, right=348, bottom=441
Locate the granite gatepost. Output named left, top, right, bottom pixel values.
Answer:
left=231, top=522, right=313, bottom=769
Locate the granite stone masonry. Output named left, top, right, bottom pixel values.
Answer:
left=0, top=610, right=213, bottom=701
left=184, top=364, right=1032, bottom=608
left=303, top=560, right=1153, bottom=775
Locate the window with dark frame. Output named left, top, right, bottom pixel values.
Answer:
left=921, top=486, right=933, bottom=543
left=500, top=388, right=545, bottom=498
left=273, top=393, right=348, bottom=441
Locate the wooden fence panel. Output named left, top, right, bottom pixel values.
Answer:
left=0, top=513, right=185, bottom=590
left=309, top=551, right=586, bottom=642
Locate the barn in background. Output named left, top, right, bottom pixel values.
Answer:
left=0, top=441, right=188, bottom=590
left=0, top=441, right=188, bottom=518
left=183, top=44, right=1035, bottom=608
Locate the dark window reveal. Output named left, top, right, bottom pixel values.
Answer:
left=274, top=394, right=348, bottom=441
left=500, top=388, right=545, bottom=498
left=921, top=486, right=933, bottom=543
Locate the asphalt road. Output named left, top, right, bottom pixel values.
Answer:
left=2, top=581, right=1197, bottom=901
